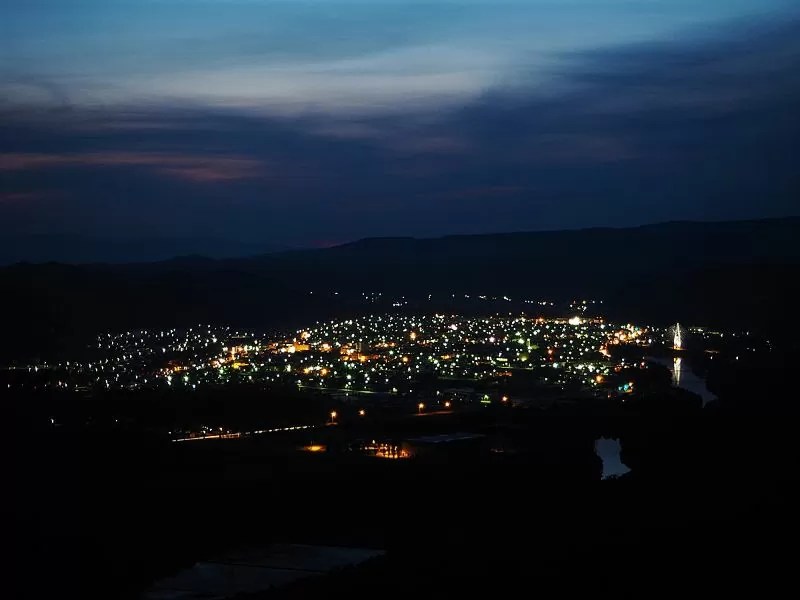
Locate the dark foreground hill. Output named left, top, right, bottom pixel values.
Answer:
left=1, top=217, right=799, bottom=361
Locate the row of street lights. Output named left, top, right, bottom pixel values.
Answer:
left=329, top=408, right=366, bottom=423
left=329, top=398, right=462, bottom=423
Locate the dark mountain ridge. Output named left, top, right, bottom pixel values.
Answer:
left=0, top=234, right=287, bottom=265
left=1, top=217, right=798, bottom=361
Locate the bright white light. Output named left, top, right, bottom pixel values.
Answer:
left=673, top=323, right=683, bottom=350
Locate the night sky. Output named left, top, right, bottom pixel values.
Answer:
left=1, top=1, right=799, bottom=249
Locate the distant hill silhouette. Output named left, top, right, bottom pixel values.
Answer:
left=0, top=234, right=287, bottom=265
left=1, top=217, right=798, bottom=361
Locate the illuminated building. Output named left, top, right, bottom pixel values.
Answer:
left=673, top=323, right=683, bottom=350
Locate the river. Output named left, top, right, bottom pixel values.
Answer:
left=647, top=355, right=717, bottom=406
left=595, top=438, right=630, bottom=479
left=595, top=355, right=716, bottom=479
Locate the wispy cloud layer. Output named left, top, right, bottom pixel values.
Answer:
left=2, top=1, right=794, bottom=115
left=0, top=152, right=265, bottom=183
left=1, top=3, right=799, bottom=246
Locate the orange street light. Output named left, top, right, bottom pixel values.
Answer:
left=329, top=410, right=337, bottom=423
left=444, top=401, right=451, bottom=409
left=359, top=409, right=366, bottom=417
left=418, top=402, right=425, bottom=413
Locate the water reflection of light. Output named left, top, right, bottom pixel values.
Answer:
left=672, top=356, right=682, bottom=387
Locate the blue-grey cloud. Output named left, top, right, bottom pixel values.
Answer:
left=3, top=1, right=794, bottom=115
left=1, top=8, right=799, bottom=248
